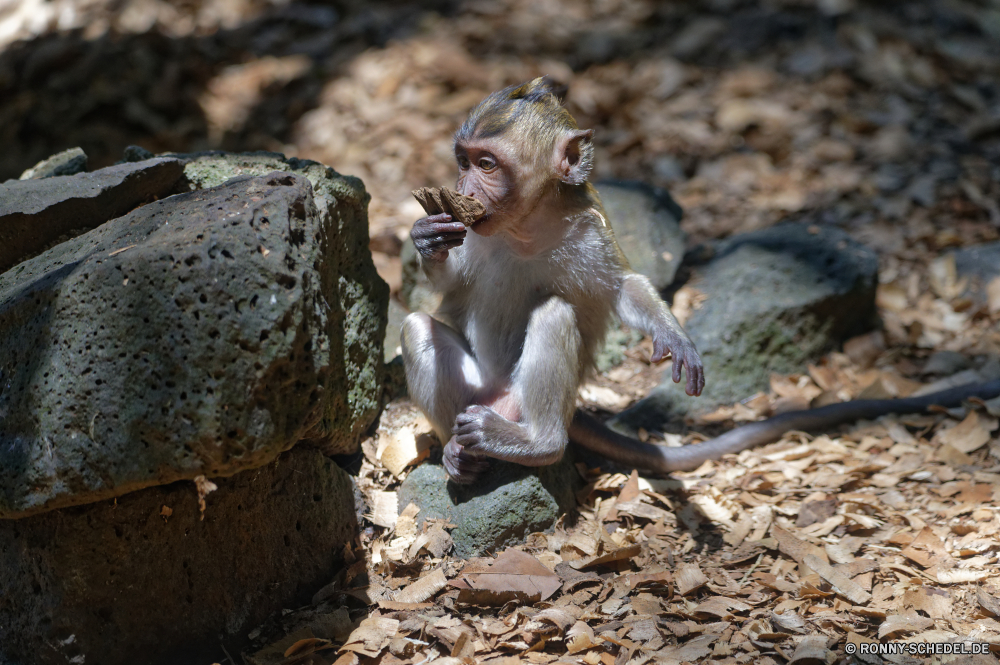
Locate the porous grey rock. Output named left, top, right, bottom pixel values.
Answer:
left=596, top=180, right=685, bottom=291
left=397, top=456, right=582, bottom=558
left=0, top=157, right=185, bottom=273
left=172, top=151, right=389, bottom=457
left=0, top=446, right=357, bottom=665
left=0, top=168, right=387, bottom=517
left=618, top=223, right=878, bottom=425
left=952, top=240, right=1000, bottom=306
left=18, top=147, right=88, bottom=180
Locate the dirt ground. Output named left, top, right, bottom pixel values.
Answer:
left=3, top=0, right=1000, bottom=663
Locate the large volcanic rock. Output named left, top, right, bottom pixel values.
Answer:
left=0, top=156, right=185, bottom=273
left=0, top=151, right=387, bottom=665
left=0, top=446, right=357, bottom=665
left=618, top=222, right=879, bottom=425
left=0, top=166, right=386, bottom=518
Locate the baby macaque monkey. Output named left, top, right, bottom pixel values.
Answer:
left=402, top=77, right=703, bottom=483
left=403, top=78, right=1000, bottom=483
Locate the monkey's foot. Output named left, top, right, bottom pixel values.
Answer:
left=443, top=437, right=489, bottom=484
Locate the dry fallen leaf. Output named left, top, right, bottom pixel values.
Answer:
left=412, top=186, right=486, bottom=226
left=653, top=634, right=718, bottom=664
left=566, top=621, right=602, bottom=654
left=408, top=520, right=454, bottom=559
left=568, top=544, right=641, bottom=570
left=367, top=491, right=399, bottom=529
left=772, top=525, right=826, bottom=566
left=579, top=383, right=631, bottom=410
left=691, top=596, right=752, bottom=619
left=282, top=637, right=335, bottom=665
left=803, top=554, right=872, bottom=605
left=878, top=611, right=935, bottom=639
left=788, top=635, right=833, bottom=665
left=378, top=424, right=434, bottom=477
left=937, top=569, right=990, bottom=584
left=448, top=548, right=562, bottom=604
left=193, top=475, right=218, bottom=521
left=978, top=587, right=1000, bottom=616
left=901, top=586, right=953, bottom=619
left=395, top=568, right=448, bottom=604
left=900, top=527, right=951, bottom=569
left=675, top=563, right=709, bottom=596
left=936, top=410, right=997, bottom=453
left=339, top=618, right=400, bottom=658
left=625, top=569, right=673, bottom=591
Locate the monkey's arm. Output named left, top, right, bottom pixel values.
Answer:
left=616, top=272, right=705, bottom=396
left=570, top=378, right=1000, bottom=473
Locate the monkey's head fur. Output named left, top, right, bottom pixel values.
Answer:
left=453, top=77, right=595, bottom=240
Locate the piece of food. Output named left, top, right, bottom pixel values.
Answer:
left=412, top=186, right=486, bottom=227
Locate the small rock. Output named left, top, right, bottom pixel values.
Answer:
left=671, top=18, right=726, bottom=59
left=596, top=180, right=685, bottom=292
left=951, top=240, right=1000, bottom=306
left=121, top=145, right=156, bottom=162
left=0, top=157, right=185, bottom=273
left=869, top=125, right=912, bottom=163
left=907, top=174, right=938, bottom=207
left=874, top=163, right=909, bottom=192
left=922, top=351, right=971, bottom=377
left=783, top=42, right=830, bottom=77
left=397, top=456, right=582, bottom=558
left=18, top=147, right=88, bottom=180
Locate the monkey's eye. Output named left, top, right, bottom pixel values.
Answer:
left=478, top=157, right=497, bottom=172
left=457, top=155, right=470, bottom=169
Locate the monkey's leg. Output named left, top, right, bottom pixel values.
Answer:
left=400, top=313, right=491, bottom=480
left=453, top=297, right=580, bottom=472
left=401, top=312, right=483, bottom=436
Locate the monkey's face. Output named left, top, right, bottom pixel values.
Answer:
left=454, top=138, right=551, bottom=238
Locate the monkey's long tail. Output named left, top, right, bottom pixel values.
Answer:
left=569, top=378, right=1000, bottom=473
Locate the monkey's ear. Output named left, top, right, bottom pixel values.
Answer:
left=555, top=129, right=594, bottom=185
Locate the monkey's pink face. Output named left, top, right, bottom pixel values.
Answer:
left=454, top=139, right=522, bottom=237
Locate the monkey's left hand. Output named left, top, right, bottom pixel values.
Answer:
left=652, top=332, right=705, bottom=397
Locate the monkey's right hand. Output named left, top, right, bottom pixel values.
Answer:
left=443, top=438, right=489, bottom=484
left=411, top=213, right=467, bottom=263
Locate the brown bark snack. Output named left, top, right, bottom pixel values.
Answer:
left=412, top=186, right=486, bottom=227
